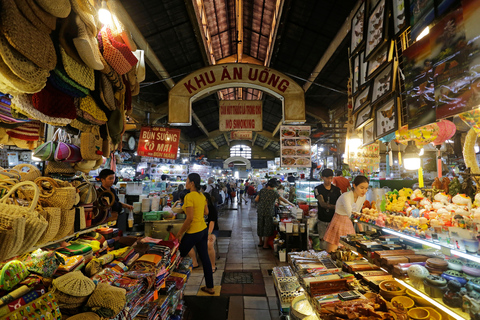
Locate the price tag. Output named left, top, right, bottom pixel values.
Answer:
left=441, top=246, right=451, bottom=257
left=161, top=281, right=166, bottom=289
left=154, top=290, right=158, bottom=300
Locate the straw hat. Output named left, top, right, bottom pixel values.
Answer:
left=52, top=68, right=90, bottom=96
left=70, top=0, right=98, bottom=36
left=60, top=46, right=95, bottom=90
left=98, top=55, right=124, bottom=92
left=15, top=0, right=55, bottom=34
left=12, top=95, right=73, bottom=127
left=67, top=312, right=100, bottom=320
left=73, top=15, right=104, bottom=70
left=0, top=57, right=46, bottom=94
left=86, top=283, right=126, bottom=318
left=53, top=271, right=96, bottom=297
left=48, top=73, right=87, bottom=98
left=112, top=14, right=137, bottom=52
left=58, top=13, right=84, bottom=65
left=79, top=95, right=107, bottom=122
left=0, top=35, right=50, bottom=86
left=132, top=50, right=145, bottom=82
left=0, top=0, right=56, bottom=71
left=99, top=73, right=116, bottom=110
left=32, top=82, right=77, bottom=120
left=100, top=28, right=132, bottom=75
left=35, top=0, right=71, bottom=18
left=106, top=28, right=138, bottom=67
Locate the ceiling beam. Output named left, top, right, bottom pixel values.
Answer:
left=272, top=120, right=282, bottom=136
left=235, top=0, right=243, bottom=62
left=224, top=133, right=230, bottom=146
left=192, top=0, right=216, bottom=65
left=264, top=0, right=285, bottom=66
left=216, top=54, right=263, bottom=65
left=184, top=0, right=210, bottom=65
left=263, top=140, right=272, bottom=150
left=209, top=139, right=219, bottom=149
left=302, top=0, right=361, bottom=93
left=192, top=113, right=209, bottom=137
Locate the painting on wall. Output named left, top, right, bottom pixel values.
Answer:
left=365, top=0, right=389, bottom=60
left=393, top=0, right=409, bottom=36
left=375, top=96, right=398, bottom=139
left=363, top=121, right=375, bottom=146
left=354, top=85, right=371, bottom=114
left=351, top=2, right=366, bottom=56
left=371, top=61, right=396, bottom=104
left=355, top=104, right=373, bottom=129
left=367, top=41, right=394, bottom=80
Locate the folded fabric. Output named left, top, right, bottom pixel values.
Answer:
left=56, top=253, right=84, bottom=273
left=91, top=268, right=122, bottom=285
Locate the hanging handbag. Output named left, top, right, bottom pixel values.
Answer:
left=35, top=205, right=61, bottom=245
left=92, top=189, right=115, bottom=226
left=54, top=129, right=82, bottom=163
left=29, top=177, right=77, bottom=210
left=77, top=173, right=97, bottom=205
left=34, top=128, right=60, bottom=162
left=0, top=260, right=30, bottom=291
left=80, top=125, right=103, bottom=160
left=45, top=161, right=76, bottom=176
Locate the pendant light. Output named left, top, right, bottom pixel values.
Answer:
left=403, top=141, right=421, bottom=170
left=98, top=0, right=112, bottom=25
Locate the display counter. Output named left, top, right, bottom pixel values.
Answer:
left=144, top=219, right=185, bottom=240
left=369, top=179, right=418, bottom=190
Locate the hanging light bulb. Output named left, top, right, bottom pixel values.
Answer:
left=98, top=0, right=112, bottom=25
left=403, top=141, right=421, bottom=170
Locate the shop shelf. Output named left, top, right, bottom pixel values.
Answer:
left=396, top=279, right=468, bottom=320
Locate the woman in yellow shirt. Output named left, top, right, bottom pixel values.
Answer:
left=176, top=173, right=214, bottom=294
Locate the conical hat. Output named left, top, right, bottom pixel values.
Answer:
left=0, top=0, right=56, bottom=70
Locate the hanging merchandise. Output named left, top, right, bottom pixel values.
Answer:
left=409, top=122, right=439, bottom=147
left=80, top=126, right=104, bottom=160
left=54, top=129, right=82, bottom=163
left=432, top=120, right=456, bottom=178
left=463, top=128, right=480, bottom=186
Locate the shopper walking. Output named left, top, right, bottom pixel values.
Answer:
left=314, top=169, right=341, bottom=250
left=239, top=180, right=248, bottom=204
left=333, top=170, right=351, bottom=193
left=323, top=175, right=369, bottom=253
left=176, top=173, right=215, bottom=294
left=255, top=178, right=294, bottom=249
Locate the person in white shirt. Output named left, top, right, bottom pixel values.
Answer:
left=205, top=177, right=215, bottom=194
left=323, top=175, right=369, bottom=253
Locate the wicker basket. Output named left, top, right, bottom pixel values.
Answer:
left=52, top=208, right=76, bottom=240
left=35, top=205, right=61, bottom=245
left=12, top=163, right=41, bottom=181
left=31, top=177, right=77, bottom=209
left=0, top=168, right=21, bottom=180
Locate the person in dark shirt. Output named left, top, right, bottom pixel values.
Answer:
left=98, top=169, right=134, bottom=222
left=314, top=169, right=341, bottom=249
left=172, top=184, right=185, bottom=202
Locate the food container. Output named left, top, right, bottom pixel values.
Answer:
left=391, top=296, right=415, bottom=309
left=286, top=222, right=293, bottom=233
left=293, top=223, right=299, bottom=233
left=423, top=278, right=447, bottom=298
left=463, top=239, right=479, bottom=254
left=447, top=259, right=464, bottom=271
left=463, top=262, right=480, bottom=277
left=300, top=223, right=306, bottom=233
left=407, top=308, right=430, bottom=320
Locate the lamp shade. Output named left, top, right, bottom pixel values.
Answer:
left=432, top=120, right=456, bottom=145
left=404, top=141, right=421, bottom=170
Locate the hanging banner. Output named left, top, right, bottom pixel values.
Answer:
left=280, top=125, right=311, bottom=167
left=137, top=127, right=181, bottom=159
left=230, top=131, right=253, bottom=140
left=219, top=100, right=262, bottom=131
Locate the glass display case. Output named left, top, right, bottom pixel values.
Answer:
left=295, top=180, right=319, bottom=205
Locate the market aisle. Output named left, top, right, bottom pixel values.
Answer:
left=183, top=199, right=287, bottom=320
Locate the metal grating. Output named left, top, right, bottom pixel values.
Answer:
left=222, top=271, right=254, bottom=284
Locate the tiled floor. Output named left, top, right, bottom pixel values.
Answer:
left=183, top=201, right=287, bottom=320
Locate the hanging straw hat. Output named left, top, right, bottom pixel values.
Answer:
left=132, top=50, right=145, bottom=82
left=48, top=73, right=87, bottom=98
left=70, top=0, right=98, bottom=36
left=12, top=94, right=73, bottom=126
left=32, top=82, right=77, bottom=119
left=0, top=58, right=46, bottom=94
left=73, top=15, right=104, bottom=70
left=58, top=13, right=84, bottom=65
left=79, top=95, right=107, bottom=122
left=60, top=46, right=95, bottom=91
left=0, top=35, right=50, bottom=86
left=14, top=0, right=56, bottom=34
left=34, top=0, right=71, bottom=18
left=100, top=28, right=132, bottom=75
left=99, top=73, right=116, bottom=110
left=98, top=54, right=124, bottom=91
left=106, top=27, right=138, bottom=67
left=0, top=0, right=56, bottom=71
left=52, top=68, right=90, bottom=96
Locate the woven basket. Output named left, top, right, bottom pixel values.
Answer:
left=0, top=168, right=21, bottom=180
left=37, top=177, right=77, bottom=209
left=52, top=208, right=76, bottom=240
left=0, top=181, right=47, bottom=258
left=35, top=205, right=61, bottom=245
left=12, top=163, right=41, bottom=181
left=45, top=161, right=76, bottom=176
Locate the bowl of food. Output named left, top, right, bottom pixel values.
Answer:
left=391, top=296, right=415, bottom=309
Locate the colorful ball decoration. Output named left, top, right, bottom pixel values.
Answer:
left=432, top=120, right=456, bottom=145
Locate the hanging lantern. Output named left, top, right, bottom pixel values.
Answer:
left=432, top=120, right=456, bottom=146
left=395, top=125, right=409, bottom=144
left=409, top=122, right=439, bottom=146
left=459, top=109, right=480, bottom=134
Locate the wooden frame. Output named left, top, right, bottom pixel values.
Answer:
left=392, top=0, right=409, bottom=37
left=366, top=40, right=394, bottom=80
left=374, top=95, right=399, bottom=139
left=365, top=0, right=389, bottom=61
left=363, top=121, right=375, bottom=146
left=355, top=104, right=373, bottom=130
left=351, top=54, right=360, bottom=95
left=353, top=85, right=371, bottom=114
left=359, top=51, right=368, bottom=87
left=371, top=60, right=397, bottom=105
left=350, top=1, right=366, bottom=56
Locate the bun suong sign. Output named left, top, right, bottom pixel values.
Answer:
left=219, top=101, right=262, bottom=131
left=137, top=126, right=181, bottom=159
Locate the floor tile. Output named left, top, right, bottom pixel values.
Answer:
left=269, top=310, right=280, bottom=320
left=228, top=296, right=244, bottom=320
left=221, top=284, right=243, bottom=295
left=268, top=297, right=278, bottom=310
left=242, top=258, right=259, bottom=264
left=225, top=263, right=241, bottom=271
left=243, top=283, right=266, bottom=296
left=243, top=263, right=260, bottom=270
left=244, top=309, right=271, bottom=320
left=243, top=296, right=269, bottom=309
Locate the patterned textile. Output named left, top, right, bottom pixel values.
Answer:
left=323, top=214, right=355, bottom=246
left=256, top=188, right=280, bottom=237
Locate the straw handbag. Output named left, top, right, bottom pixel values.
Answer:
left=77, top=173, right=97, bottom=205
left=32, top=177, right=77, bottom=209
left=12, top=163, right=41, bottom=181
left=80, top=125, right=103, bottom=160
left=45, top=160, right=76, bottom=176
left=0, top=181, right=47, bottom=259
left=0, top=168, right=21, bottom=180
left=171, top=200, right=184, bottom=214
left=52, top=208, right=76, bottom=240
